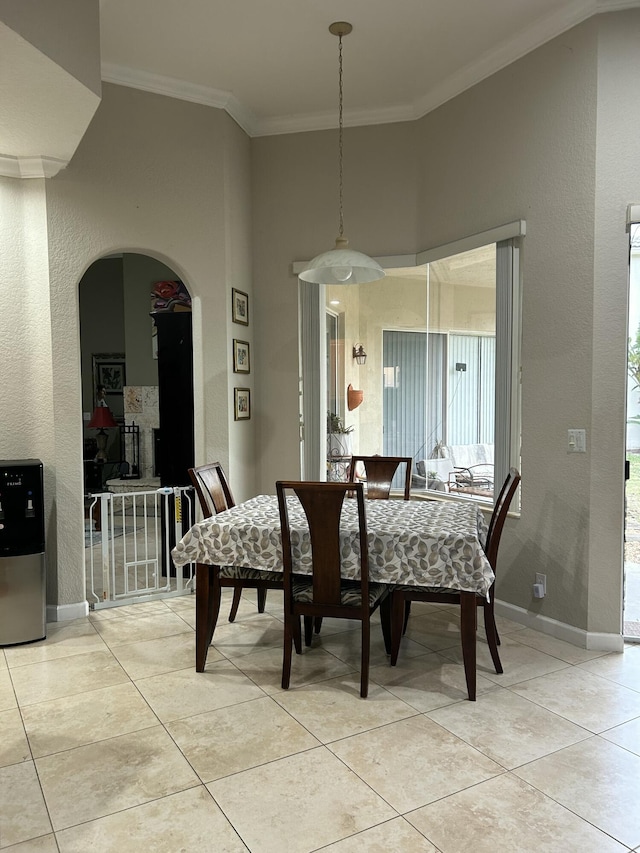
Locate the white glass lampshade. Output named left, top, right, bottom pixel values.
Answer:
left=299, top=237, right=385, bottom=285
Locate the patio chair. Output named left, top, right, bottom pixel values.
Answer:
left=276, top=481, right=391, bottom=698
left=348, top=455, right=412, bottom=500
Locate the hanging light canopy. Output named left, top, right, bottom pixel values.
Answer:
left=299, top=22, right=385, bottom=286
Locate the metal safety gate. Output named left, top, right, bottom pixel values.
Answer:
left=84, top=486, right=196, bottom=610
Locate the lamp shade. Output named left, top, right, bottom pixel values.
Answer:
left=88, top=406, right=117, bottom=429
left=299, top=238, right=385, bottom=285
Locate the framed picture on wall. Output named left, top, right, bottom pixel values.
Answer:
left=233, top=339, right=250, bottom=374
left=234, top=387, right=251, bottom=420
left=232, top=288, right=249, bottom=325
left=92, top=353, right=126, bottom=405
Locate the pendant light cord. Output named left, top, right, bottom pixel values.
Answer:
left=338, top=33, right=344, bottom=240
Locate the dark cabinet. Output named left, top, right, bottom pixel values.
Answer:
left=153, top=311, right=194, bottom=487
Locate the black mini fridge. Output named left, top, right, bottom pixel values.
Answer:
left=0, top=459, right=46, bottom=645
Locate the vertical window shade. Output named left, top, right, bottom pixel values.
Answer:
left=447, top=335, right=495, bottom=445
left=383, top=331, right=427, bottom=461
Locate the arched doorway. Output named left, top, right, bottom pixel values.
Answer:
left=79, top=252, right=193, bottom=489
left=79, top=252, right=194, bottom=606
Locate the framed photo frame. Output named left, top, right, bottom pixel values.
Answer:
left=232, top=288, right=249, bottom=325
left=233, top=339, right=250, bottom=374
left=234, top=387, right=251, bottom=420
left=92, top=353, right=126, bottom=404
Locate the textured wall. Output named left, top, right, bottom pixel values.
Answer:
left=0, top=177, right=56, bottom=593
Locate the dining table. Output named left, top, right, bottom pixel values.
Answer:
left=172, top=493, right=493, bottom=694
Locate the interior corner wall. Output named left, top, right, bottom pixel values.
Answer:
left=41, top=83, right=251, bottom=609
left=252, top=14, right=632, bottom=638
left=223, top=115, right=255, bottom=502
left=589, top=9, right=640, bottom=634
left=122, top=253, right=173, bottom=387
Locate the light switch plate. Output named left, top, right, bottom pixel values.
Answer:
left=568, top=429, right=586, bottom=452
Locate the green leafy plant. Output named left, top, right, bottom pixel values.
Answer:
left=327, top=412, right=354, bottom=434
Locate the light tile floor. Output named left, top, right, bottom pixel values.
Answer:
left=1, top=593, right=640, bottom=852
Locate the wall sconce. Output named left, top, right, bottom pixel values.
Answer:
left=353, top=344, right=367, bottom=365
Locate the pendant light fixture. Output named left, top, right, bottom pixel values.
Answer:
left=298, top=22, right=385, bottom=286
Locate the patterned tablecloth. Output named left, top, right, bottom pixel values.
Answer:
left=172, top=494, right=494, bottom=597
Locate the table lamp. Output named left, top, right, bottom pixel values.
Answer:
left=87, top=406, right=117, bottom=463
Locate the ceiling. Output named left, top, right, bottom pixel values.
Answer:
left=99, top=0, right=638, bottom=137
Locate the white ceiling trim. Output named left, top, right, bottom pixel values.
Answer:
left=101, top=0, right=640, bottom=139
left=0, top=154, right=67, bottom=179
left=257, top=103, right=417, bottom=138
left=101, top=62, right=259, bottom=136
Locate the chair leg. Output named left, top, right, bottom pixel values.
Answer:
left=314, top=616, right=323, bottom=634
left=257, top=587, right=267, bottom=613
left=360, top=617, right=371, bottom=698
left=228, top=587, right=242, bottom=622
left=403, top=600, right=411, bottom=635
left=390, top=591, right=406, bottom=666
left=206, top=567, right=222, bottom=649
left=379, top=595, right=392, bottom=655
left=293, top=617, right=302, bottom=655
left=483, top=601, right=503, bottom=674
left=196, top=563, right=220, bottom=672
left=460, top=591, right=477, bottom=701
left=282, top=618, right=293, bottom=689
left=304, top=615, right=314, bottom=647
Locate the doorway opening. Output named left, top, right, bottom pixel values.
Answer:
left=79, top=252, right=195, bottom=607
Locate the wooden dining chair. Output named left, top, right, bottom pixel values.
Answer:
left=189, top=462, right=283, bottom=626
left=348, top=455, right=412, bottom=500
left=276, top=480, right=391, bottom=698
left=389, top=467, right=521, bottom=701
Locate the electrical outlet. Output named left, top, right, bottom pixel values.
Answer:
left=535, top=573, right=546, bottom=596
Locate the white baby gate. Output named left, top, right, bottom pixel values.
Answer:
left=84, top=486, right=196, bottom=610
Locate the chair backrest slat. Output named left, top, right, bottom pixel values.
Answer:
left=276, top=481, right=368, bottom=609
left=484, top=467, right=520, bottom=570
left=348, top=455, right=412, bottom=500
left=188, top=461, right=235, bottom=518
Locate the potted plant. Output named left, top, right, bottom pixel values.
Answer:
left=327, top=412, right=354, bottom=458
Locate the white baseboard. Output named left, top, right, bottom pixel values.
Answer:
left=46, top=601, right=89, bottom=623
left=495, top=600, right=624, bottom=653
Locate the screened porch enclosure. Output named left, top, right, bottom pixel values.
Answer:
left=382, top=330, right=496, bottom=485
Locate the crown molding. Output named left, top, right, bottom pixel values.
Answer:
left=411, top=0, right=635, bottom=120
left=101, top=62, right=259, bottom=136
left=256, top=103, right=417, bottom=137
left=0, top=154, right=67, bottom=179
left=101, top=0, right=640, bottom=138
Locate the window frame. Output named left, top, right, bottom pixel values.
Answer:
left=297, top=220, right=524, bottom=494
